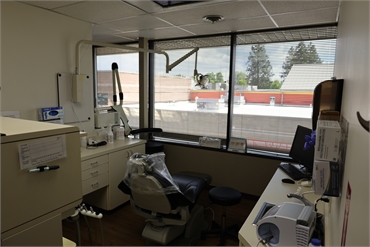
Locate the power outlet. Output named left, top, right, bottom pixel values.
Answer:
left=72, top=74, right=85, bottom=103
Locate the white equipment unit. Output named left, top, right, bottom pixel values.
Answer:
left=94, top=107, right=120, bottom=128
left=254, top=202, right=316, bottom=246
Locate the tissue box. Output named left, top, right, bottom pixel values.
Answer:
left=312, top=160, right=340, bottom=197
left=38, top=107, right=64, bottom=121
left=314, top=120, right=341, bottom=162
left=199, top=137, right=221, bottom=148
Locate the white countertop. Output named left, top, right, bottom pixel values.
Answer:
left=80, top=138, right=146, bottom=160
left=238, top=168, right=326, bottom=246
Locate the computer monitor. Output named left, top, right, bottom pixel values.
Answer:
left=289, top=125, right=315, bottom=175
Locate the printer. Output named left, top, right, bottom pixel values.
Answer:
left=253, top=202, right=316, bottom=246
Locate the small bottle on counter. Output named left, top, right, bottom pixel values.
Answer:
left=107, top=125, right=114, bottom=143
left=81, top=136, right=87, bottom=147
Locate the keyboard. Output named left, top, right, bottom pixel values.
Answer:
left=278, top=162, right=310, bottom=180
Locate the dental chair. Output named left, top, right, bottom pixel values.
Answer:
left=130, top=128, right=164, bottom=154
left=118, top=152, right=209, bottom=245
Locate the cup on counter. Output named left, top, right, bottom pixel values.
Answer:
left=114, top=127, right=125, bottom=140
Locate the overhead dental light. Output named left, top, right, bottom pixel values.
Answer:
left=191, top=49, right=209, bottom=89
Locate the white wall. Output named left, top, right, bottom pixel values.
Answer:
left=332, top=1, right=369, bottom=246
left=1, top=1, right=95, bottom=133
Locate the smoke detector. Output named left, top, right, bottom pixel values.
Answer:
left=203, top=15, right=224, bottom=24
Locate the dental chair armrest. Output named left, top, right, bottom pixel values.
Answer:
left=118, top=180, right=131, bottom=195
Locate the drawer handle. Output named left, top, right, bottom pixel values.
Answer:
left=91, top=171, right=99, bottom=176
left=90, top=161, right=98, bottom=166
left=91, top=182, right=99, bottom=187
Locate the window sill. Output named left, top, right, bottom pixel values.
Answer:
left=154, top=138, right=293, bottom=162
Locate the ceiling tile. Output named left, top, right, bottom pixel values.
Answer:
left=18, top=0, right=340, bottom=43
left=98, top=15, right=173, bottom=32
left=118, top=27, right=194, bottom=40
left=272, top=8, right=338, bottom=27
left=54, top=0, right=146, bottom=23
left=93, top=24, right=121, bottom=35
left=154, top=1, right=266, bottom=26
left=19, top=1, right=82, bottom=10
left=93, top=33, right=136, bottom=43
left=261, top=0, right=340, bottom=15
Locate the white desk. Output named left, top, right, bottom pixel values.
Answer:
left=80, top=138, right=146, bottom=210
left=238, top=169, right=329, bottom=246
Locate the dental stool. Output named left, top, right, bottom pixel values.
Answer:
left=201, top=186, right=242, bottom=246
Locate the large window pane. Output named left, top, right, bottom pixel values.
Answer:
left=153, top=45, right=230, bottom=140
left=96, top=49, right=140, bottom=129
left=232, top=39, right=337, bottom=153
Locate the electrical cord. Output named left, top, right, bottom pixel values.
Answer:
left=314, top=197, right=330, bottom=212
left=203, top=207, right=215, bottom=230
left=312, top=213, right=325, bottom=244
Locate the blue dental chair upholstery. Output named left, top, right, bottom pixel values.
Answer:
left=118, top=152, right=209, bottom=245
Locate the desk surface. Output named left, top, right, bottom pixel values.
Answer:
left=80, top=138, right=146, bottom=160
left=238, top=168, right=324, bottom=246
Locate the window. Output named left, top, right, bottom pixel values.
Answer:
left=151, top=26, right=337, bottom=154
left=95, top=45, right=140, bottom=129
left=233, top=38, right=337, bottom=153
left=153, top=35, right=231, bottom=143
left=93, top=25, right=337, bottom=156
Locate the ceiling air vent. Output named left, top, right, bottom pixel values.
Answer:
left=153, top=0, right=202, bottom=8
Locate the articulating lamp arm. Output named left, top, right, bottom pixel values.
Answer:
left=75, top=40, right=169, bottom=75
left=76, top=40, right=198, bottom=75
left=166, top=47, right=199, bottom=73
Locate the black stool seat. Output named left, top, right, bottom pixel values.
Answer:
left=201, top=186, right=242, bottom=246
left=209, top=186, right=242, bottom=206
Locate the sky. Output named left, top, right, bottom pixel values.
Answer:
left=97, top=39, right=337, bottom=82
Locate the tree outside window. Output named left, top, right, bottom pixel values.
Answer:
left=246, top=44, right=274, bottom=89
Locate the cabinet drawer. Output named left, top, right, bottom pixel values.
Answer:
left=81, top=163, right=109, bottom=181
left=81, top=155, right=108, bottom=171
left=2, top=214, right=63, bottom=246
left=82, top=172, right=109, bottom=196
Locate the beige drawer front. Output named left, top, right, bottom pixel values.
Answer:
left=82, top=172, right=109, bottom=196
left=81, top=163, right=108, bottom=181
left=2, top=214, right=63, bottom=246
left=81, top=155, right=108, bottom=171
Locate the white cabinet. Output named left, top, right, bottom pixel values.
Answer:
left=109, top=145, right=145, bottom=209
left=82, top=140, right=145, bottom=210
left=2, top=214, right=63, bottom=246
left=0, top=117, right=82, bottom=246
